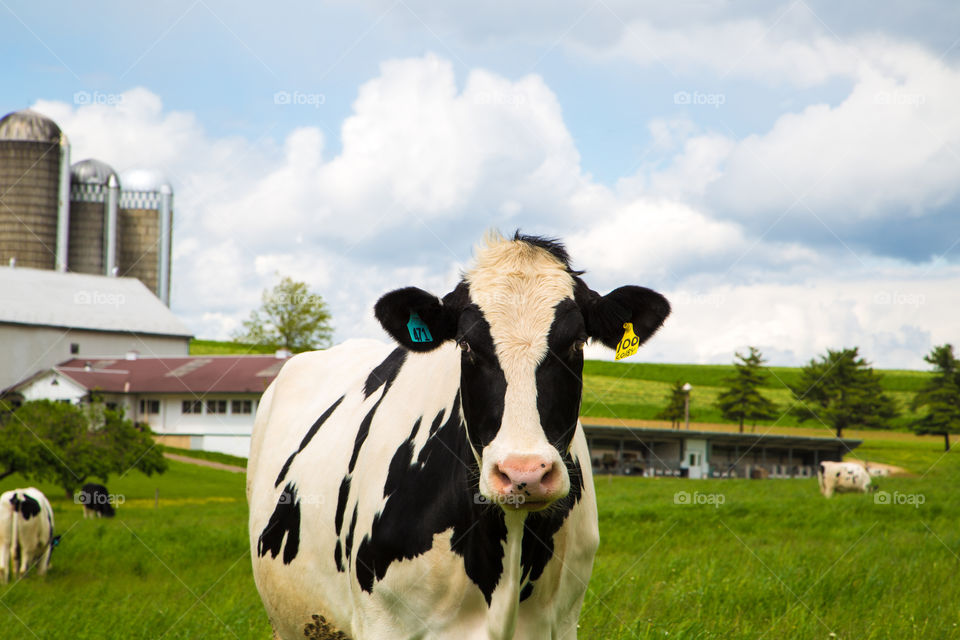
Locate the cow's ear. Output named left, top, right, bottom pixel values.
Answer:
left=577, top=282, right=670, bottom=350
left=374, top=287, right=459, bottom=352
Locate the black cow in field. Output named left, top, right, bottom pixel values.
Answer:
left=78, top=483, right=115, bottom=518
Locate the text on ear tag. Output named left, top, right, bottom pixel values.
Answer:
left=615, top=322, right=639, bottom=360
left=407, top=311, right=433, bottom=343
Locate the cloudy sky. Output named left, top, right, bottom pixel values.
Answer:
left=3, top=1, right=959, bottom=369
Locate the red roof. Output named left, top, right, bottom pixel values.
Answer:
left=54, top=355, right=290, bottom=394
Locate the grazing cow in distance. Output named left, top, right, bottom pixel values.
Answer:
left=0, top=487, right=59, bottom=582
left=818, top=461, right=874, bottom=498
left=78, top=483, right=116, bottom=518
left=248, top=231, right=671, bottom=639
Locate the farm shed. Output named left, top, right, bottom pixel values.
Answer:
left=583, top=424, right=862, bottom=479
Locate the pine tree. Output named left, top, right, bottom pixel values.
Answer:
left=716, top=346, right=778, bottom=433
left=656, top=381, right=689, bottom=429
left=911, top=344, right=960, bottom=451
left=790, top=347, right=898, bottom=438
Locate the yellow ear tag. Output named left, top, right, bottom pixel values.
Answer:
left=615, top=323, right=640, bottom=361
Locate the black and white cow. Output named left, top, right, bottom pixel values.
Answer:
left=78, top=482, right=116, bottom=518
left=248, top=232, right=670, bottom=639
left=0, top=487, right=59, bottom=582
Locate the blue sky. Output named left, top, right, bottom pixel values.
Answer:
left=3, top=0, right=959, bottom=368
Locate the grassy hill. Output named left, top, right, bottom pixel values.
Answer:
left=583, top=360, right=930, bottom=431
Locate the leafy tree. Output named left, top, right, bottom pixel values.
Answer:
left=656, top=381, right=690, bottom=429
left=790, top=347, right=898, bottom=438
left=233, top=276, right=334, bottom=353
left=911, top=344, right=960, bottom=451
left=0, top=400, right=167, bottom=497
left=716, top=346, right=778, bottom=433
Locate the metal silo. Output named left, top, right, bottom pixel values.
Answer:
left=0, top=109, right=71, bottom=270
left=118, top=169, right=173, bottom=305
left=68, top=158, right=120, bottom=275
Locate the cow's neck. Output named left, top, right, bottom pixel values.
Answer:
left=486, top=510, right=527, bottom=640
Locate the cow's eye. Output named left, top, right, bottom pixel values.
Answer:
left=571, top=338, right=587, bottom=352
left=459, top=340, right=471, bottom=353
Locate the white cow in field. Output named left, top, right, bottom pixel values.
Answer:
left=248, top=232, right=671, bottom=639
left=818, top=461, right=874, bottom=498
left=0, top=487, right=58, bottom=582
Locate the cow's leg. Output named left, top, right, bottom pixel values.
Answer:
left=0, top=543, right=8, bottom=584
left=38, top=544, right=52, bottom=576
left=18, top=549, right=31, bottom=577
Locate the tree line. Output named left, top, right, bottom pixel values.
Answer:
left=656, top=344, right=960, bottom=451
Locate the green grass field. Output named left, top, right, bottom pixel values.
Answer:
left=1, top=438, right=956, bottom=639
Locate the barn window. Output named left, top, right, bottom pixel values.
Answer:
left=182, top=400, right=202, bottom=414
left=206, top=399, right=227, bottom=414
left=139, top=399, right=160, bottom=414
left=70, top=343, right=79, bottom=355
left=231, top=399, right=252, bottom=414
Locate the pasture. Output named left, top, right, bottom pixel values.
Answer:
left=0, top=439, right=956, bottom=639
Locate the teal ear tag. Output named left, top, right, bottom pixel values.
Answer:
left=407, top=311, right=433, bottom=343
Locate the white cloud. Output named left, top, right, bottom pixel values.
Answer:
left=29, top=52, right=960, bottom=368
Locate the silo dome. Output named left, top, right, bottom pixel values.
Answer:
left=0, top=109, right=64, bottom=144
left=71, top=158, right=119, bottom=186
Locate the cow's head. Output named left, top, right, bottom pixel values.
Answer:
left=375, top=232, right=669, bottom=512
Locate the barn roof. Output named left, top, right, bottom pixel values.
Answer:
left=0, top=266, right=192, bottom=337
left=48, top=354, right=289, bottom=394
left=582, top=423, right=862, bottom=450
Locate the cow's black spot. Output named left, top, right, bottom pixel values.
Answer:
left=80, top=482, right=115, bottom=517
left=334, top=476, right=351, bottom=571
left=257, top=483, right=301, bottom=565
left=518, top=454, right=584, bottom=601
left=354, top=396, right=512, bottom=605
left=345, top=505, right=359, bottom=565
left=536, top=300, right=587, bottom=454
left=275, top=395, right=345, bottom=488
left=457, top=306, right=507, bottom=452
left=16, top=494, right=41, bottom=520
left=363, top=348, right=406, bottom=398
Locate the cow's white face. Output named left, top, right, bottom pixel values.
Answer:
left=460, top=239, right=581, bottom=511
left=374, top=232, right=670, bottom=514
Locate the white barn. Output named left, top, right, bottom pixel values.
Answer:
left=0, top=266, right=191, bottom=390
left=7, top=353, right=290, bottom=458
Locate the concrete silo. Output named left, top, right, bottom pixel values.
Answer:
left=68, top=158, right=120, bottom=276
left=118, top=169, right=173, bottom=305
left=0, top=109, right=71, bottom=270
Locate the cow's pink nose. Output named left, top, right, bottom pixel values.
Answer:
left=491, top=455, right=560, bottom=503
